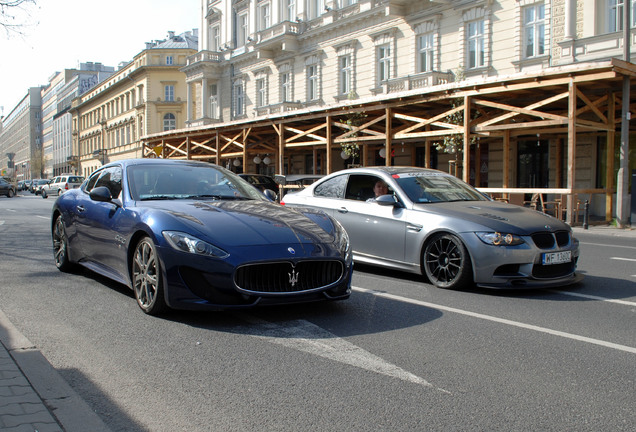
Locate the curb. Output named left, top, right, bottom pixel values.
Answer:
left=0, top=309, right=112, bottom=432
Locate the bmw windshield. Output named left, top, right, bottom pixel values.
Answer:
left=393, top=172, right=489, bottom=203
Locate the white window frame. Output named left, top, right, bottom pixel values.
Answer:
left=608, top=0, right=636, bottom=32
left=166, top=56, right=174, bottom=65
left=307, top=63, right=318, bottom=101
left=418, top=33, right=434, bottom=73
left=281, top=69, right=292, bottom=102
left=256, top=77, right=267, bottom=107
left=238, top=12, right=249, bottom=47
left=163, top=113, right=176, bottom=131
left=283, top=0, right=296, bottom=21
left=209, top=84, right=219, bottom=119
left=308, top=0, right=323, bottom=20
left=259, top=2, right=271, bottom=31
left=233, top=80, right=245, bottom=117
left=164, top=85, right=175, bottom=102
left=339, top=55, right=352, bottom=95
left=210, top=24, right=221, bottom=51
left=377, top=44, right=391, bottom=82
left=467, top=19, right=485, bottom=69
left=523, top=3, right=545, bottom=58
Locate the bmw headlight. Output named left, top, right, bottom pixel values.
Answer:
left=475, top=232, right=525, bottom=246
left=163, top=231, right=229, bottom=258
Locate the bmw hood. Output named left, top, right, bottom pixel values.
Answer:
left=141, top=200, right=337, bottom=247
left=413, top=200, right=571, bottom=235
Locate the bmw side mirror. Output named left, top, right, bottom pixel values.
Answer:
left=375, top=194, right=402, bottom=207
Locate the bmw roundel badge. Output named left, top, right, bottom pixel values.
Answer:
left=288, top=247, right=296, bottom=254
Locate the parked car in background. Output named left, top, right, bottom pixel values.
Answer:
left=0, top=178, right=16, bottom=198
left=41, top=174, right=85, bottom=198
left=238, top=173, right=280, bottom=196
left=281, top=166, right=582, bottom=291
left=30, top=179, right=49, bottom=195
left=51, top=159, right=352, bottom=315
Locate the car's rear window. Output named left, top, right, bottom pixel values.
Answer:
left=69, top=176, right=84, bottom=183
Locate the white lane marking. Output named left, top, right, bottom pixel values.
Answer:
left=548, top=290, right=636, bottom=307
left=36, top=215, right=49, bottom=220
left=236, top=315, right=447, bottom=392
left=611, top=257, right=636, bottom=262
left=353, top=287, right=636, bottom=355
left=580, top=242, right=636, bottom=250
left=0, top=220, right=4, bottom=225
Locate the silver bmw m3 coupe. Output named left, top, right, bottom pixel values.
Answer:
left=281, top=167, right=582, bottom=290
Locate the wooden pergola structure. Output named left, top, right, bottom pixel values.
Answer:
left=142, top=59, right=636, bottom=225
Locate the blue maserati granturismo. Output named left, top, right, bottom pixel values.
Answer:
left=51, top=159, right=352, bottom=315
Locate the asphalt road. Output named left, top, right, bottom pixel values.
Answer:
left=1, top=192, right=635, bottom=431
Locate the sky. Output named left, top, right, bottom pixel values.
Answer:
left=0, top=0, right=201, bottom=116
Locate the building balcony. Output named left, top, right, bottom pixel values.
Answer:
left=254, top=21, right=301, bottom=56
left=370, top=70, right=454, bottom=95
left=182, top=51, right=223, bottom=82
left=253, top=101, right=303, bottom=117
left=557, top=29, right=636, bottom=65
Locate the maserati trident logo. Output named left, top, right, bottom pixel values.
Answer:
left=288, top=268, right=300, bottom=288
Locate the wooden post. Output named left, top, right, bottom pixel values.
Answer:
left=242, top=129, right=247, bottom=173
left=463, top=95, right=471, bottom=182
left=278, top=124, right=285, bottom=175
left=385, top=108, right=392, bottom=166
left=215, top=132, right=220, bottom=166
left=606, top=92, right=615, bottom=222
left=566, top=80, right=577, bottom=225
left=326, top=115, right=333, bottom=174
left=555, top=138, right=563, bottom=188
left=503, top=131, right=510, bottom=200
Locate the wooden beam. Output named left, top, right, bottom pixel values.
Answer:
left=326, top=115, right=333, bottom=173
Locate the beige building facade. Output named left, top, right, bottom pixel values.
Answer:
left=142, top=0, right=636, bottom=224
left=71, top=31, right=198, bottom=177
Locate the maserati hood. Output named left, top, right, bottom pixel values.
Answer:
left=140, top=199, right=337, bottom=247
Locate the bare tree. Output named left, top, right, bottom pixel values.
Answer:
left=1, top=0, right=37, bottom=36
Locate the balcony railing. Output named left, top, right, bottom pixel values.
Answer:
left=371, top=71, right=454, bottom=95
left=186, top=51, right=222, bottom=67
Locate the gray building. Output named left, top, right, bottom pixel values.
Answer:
left=0, top=88, right=43, bottom=180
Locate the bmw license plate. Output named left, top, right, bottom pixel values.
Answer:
left=542, top=251, right=571, bottom=265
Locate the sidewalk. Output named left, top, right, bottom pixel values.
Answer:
left=0, top=309, right=111, bottom=432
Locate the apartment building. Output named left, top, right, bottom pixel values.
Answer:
left=140, top=0, right=635, bottom=223
left=0, top=88, right=43, bottom=180
left=71, top=30, right=198, bottom=177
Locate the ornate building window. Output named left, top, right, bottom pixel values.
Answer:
left=233, top=79, right=245, bottom=117
left=460, top=7, right=491, bottom=72
left=373, top=31, right=395, bottom=85
left=258, top=2, right=271, bottom=31
left=163, top=113, right=176, bottom=131
left=281, top=0, right=296, bottom=21
left=164, top=85, right=175, bottom=102
left=279, top=63, right=293, bottom=102
left=523, top=3, right=545, bottom=58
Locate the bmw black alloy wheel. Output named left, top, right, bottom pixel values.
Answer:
left=132, top=237, right=167, bottom=315
left=424, top=233, right=472, bottom=290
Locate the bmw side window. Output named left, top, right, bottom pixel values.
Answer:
left=314, top=174, right=347, bottom=198
left=345, top=175, right=380, bottom=201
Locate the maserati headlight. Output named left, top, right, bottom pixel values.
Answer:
left=475, top=232, right=525, bottom=246
left=332, top=219, right=351, bottom=260
left=163, top=231, right=229, bottom=258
